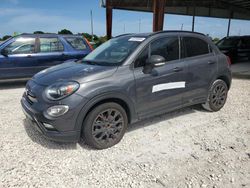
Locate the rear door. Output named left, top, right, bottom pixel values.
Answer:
left=35, top=37, right=65, bottom=72
left=133, top=36, right=187, bottom=118
left=0, top=36, right=37, bottom=79
left=181, top=36, right=217, bottom=105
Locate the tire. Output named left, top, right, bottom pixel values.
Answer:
left=202, top=79, right=228, bottom=112
left=82, top=102, right=128, bottom=149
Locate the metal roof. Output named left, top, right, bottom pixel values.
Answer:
left=101, top=0, right=250, bottom=20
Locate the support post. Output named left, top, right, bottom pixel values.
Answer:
left=106, top=0, right=112, bottom=39
left=153, top=0, right=165, bottom=32
left=227, top=18, right=231, bottom=37
left=227, top=11, right=233, bottom=37
left=192, top=7, right=195, bottom=32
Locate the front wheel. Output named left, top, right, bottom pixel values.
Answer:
left=82, top=102, right=128, bottom=149
left=202, top=79, right=228, bottom=112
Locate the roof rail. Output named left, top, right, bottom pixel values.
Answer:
left=151, top=30, right=206, bottom=36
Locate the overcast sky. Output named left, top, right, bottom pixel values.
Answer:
left=1, top=0, right=250, bottom=38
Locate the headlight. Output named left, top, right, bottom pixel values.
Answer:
left=45, top=81, right=80, bottom=100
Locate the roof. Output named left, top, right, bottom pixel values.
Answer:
left=115, top=30, right=206, bottom=38
left=18, top=33, right=83, bottom=38
left=101, top=0, right=250, bottom=20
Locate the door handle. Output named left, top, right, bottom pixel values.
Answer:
left=208, top=61, right=216, bottom=65
left=173, top=67, right=183, bottom=72
left=26, top=55, right=32, bottom=58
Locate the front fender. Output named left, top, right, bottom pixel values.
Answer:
left=74, top=91, right=138, bottom=132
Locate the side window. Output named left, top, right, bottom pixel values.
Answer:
left=134, top=37, right=179, bottom=68
left=183, top=37, right=209, bottom=57
left=150, top=37, right=179, bottom=61
left=65, top=37, right=87, bottom=50
left=4, top=37, right=35, bottom=55
left=241, top=37, right=250, bottom=48
left=134, top=47, right=149, bottom=68
left=39, top=38, right=64, bottom=53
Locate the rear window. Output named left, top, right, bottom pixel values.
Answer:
left=183, top=37, right=210, bottom=57
left=65, top=37, right=87, bottom=50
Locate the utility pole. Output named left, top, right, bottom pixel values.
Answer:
left=139, top=19, right=141, bottom=33
left=123, top=23, right=126, bottom=33
left=181, top=23, right=184, bottom=30
left=90, top=10, right=94, bottom=42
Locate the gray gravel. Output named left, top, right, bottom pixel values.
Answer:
left=0, top=78, right=250, bottom=188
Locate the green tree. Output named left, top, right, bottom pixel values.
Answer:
left=213, top=37, right=220, bottom=44
left=2, top=35, right=12, bottom=41
left=34, top=31, right=44, bottom=34
left=58, top=29, right=73, bottom=35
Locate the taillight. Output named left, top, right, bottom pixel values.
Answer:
left=226, top=56, right=231, bottom=66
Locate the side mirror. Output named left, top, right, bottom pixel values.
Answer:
left=1, top=49, right=8, bottom=57
left=143, top=55, right=166, bottom=74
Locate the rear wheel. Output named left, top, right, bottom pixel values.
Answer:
left=82, top=102, right=128, bottom=149
left=202, top=79, right=228, bottom=112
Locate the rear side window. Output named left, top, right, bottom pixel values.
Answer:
left=183, top=37, right=209, bottom=57
left=4, top=37, right=35, bottom=54
left=65, top=37, right=87, bottom=50
left=39, top=38, right=64, bottom=53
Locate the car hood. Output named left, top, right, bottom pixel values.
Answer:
left=32, top=61, right=118, bottom=86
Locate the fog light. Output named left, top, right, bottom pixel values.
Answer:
left=46, top=105, right=69, bottom=117
left=43, top=123, right=55, bottom=130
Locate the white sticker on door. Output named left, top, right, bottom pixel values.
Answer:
left=152, top=82, right=186, bottom=93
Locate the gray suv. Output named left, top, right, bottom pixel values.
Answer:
left=21, top=31, right=232, bottom=149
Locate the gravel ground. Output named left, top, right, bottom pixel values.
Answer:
left=0, top=78, right=249, bottom=188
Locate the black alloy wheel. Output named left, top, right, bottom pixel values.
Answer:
left=202, top=79, right=228, bottom=112
left=82, top=102, right=128, bottom=149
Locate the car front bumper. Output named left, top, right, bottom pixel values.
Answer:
left=21, top=96, right=81, bottom=142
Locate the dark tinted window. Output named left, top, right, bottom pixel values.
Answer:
left=241, top=37, right=250, bottom=48
left=134, top=47, right=149, bottom=67
left=151, top=37, right=179, bottom=61
left=65, top=37, right=87, bottom=50
left=183, top=37, right=209, bottom=57
left=4, top=37, right=35, bottom=54
left=217, top=37, right=240, bottom=48
left=134, top=37, right=179, bottom=68
left=39, top=38, right=64, bottom=53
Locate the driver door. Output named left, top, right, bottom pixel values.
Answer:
left=133, top=36, right=187, bottom=119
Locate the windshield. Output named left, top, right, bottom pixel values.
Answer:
left=82, top=36, right=145, bottom=66
left=217, top=37, right=240, bottom=48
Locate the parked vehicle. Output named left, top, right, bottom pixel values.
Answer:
left=21, top=31, right=232, bottom=149
left=216, top=36, right=250, bottom=63
left=0, top=34, right=92, bottom=80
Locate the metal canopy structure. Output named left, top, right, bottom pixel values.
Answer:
left=101, top=0, right=250, bottom=39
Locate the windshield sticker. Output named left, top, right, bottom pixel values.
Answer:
left=128, top=37, right=146, bottom=42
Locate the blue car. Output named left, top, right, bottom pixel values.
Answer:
left=0, top=34, right=93, bottom=81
